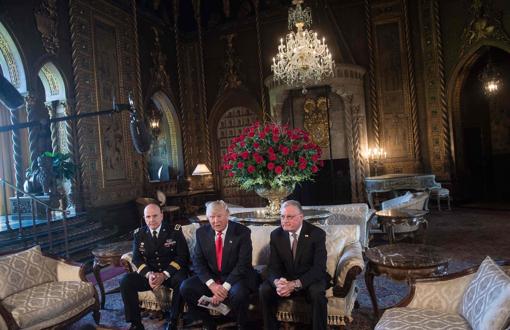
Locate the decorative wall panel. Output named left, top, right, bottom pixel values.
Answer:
left=418, top=0, right=451, bottom=180
left=217, top=107, right=261, bottom=206
left=370, top=0, right=421, bottom=174
left=69, top=0, right=143, bottom=207
left=181, top=43, right=209, bottom=174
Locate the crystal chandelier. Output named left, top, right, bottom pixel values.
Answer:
left=271, top=0, right=334, bottom=93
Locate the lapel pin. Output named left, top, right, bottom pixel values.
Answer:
left=229, top=240, right=233, bottom=243
left=305, top=234, right=309, bottom=238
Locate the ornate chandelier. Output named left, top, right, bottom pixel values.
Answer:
left=271, top=0, right=334, bottom=93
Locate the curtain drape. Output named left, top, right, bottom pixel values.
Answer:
left=0, top=106, right=15, bottom=216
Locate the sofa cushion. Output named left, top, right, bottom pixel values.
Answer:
left=0, top=246, right=56, bottom=299
left=249, top=225, right=277, bottom=266
left=1, top=281, right=95, bottom=328
left=375, top=307, right=471, bottom=330
left=459, top=256, right=510, bottom=330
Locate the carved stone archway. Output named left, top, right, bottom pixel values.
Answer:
left=265, top=64, right=369, bottom=202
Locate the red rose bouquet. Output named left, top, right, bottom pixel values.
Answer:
left=222, top=121, right=323, bottom=191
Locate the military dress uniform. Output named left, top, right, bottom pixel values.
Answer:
left=120, top=222, right=190, bottom=327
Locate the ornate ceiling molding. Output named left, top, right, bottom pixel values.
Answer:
left=460, top=0, right=510, bottom=56
left=150, top=27, right=170, bottom=91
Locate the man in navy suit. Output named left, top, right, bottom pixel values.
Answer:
left=259, top=200, right=329, bottom=330
left=180, top=200, right=254, bottom=330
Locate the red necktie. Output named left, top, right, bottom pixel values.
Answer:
left=216, top=232, right=223, bottom=272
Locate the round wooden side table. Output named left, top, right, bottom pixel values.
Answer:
left=364, top=243, right=449, bottom=318
left=92, top=240, right=132, bottom=309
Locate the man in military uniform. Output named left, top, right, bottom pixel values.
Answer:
left=120, top=203, right=190, bottom=330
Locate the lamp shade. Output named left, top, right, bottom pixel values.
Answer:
left=192, top=163, right=212, bottom=176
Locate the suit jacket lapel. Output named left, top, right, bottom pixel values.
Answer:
left=279, top=230, right=295, bottom=272
left=206, top=226, right=220, bottom=273
left=294, top=222, right=310, bottom=265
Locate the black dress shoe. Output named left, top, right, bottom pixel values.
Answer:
left=164, top=320, right=177, bottom=330
left=128, top=323, right=145, bottom=330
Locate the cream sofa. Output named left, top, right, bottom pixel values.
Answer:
left=122, top=222, right=365, bottom=326
left=0, top=246, right=100, bottom=330
left=375, top=259, right=510, bottom=330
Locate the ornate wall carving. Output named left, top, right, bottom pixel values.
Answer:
left=69, top=0, right=143, bottom=207
left=369, top=0, right=421, bottom=174
left=181, top=43, right=209, bottom=174
left=418, top=0, right=451, bottom=181
left=216, top=107, right=260, bottom=206
left=34, top=0, right=59, bottom=55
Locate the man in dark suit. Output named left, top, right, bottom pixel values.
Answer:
left=120, top=203, right=190, bottom=330
left=180, top=200, right=254, bottom=330
left=259, top=200, right=329, bottom=330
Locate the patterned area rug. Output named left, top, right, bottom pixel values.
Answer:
left=70, top=207, right=510, bottom=329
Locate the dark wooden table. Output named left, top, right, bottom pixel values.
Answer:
left=91, top=240, right=132, bottom=309
left=364, top=243, right=449, bottom=318
left=375, top=208, right=429, bottom=243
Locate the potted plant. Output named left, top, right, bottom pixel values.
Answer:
left=222, top=121, right=323, bottom=215
left=32, top=151, right=76, bottom=209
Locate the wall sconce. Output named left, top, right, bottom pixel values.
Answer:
left=148, top=104, right=161, bottom=137
left=367, top=147, right=387, bottom=176
left=192, top=163, right=212, bottom=190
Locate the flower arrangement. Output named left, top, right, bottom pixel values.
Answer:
left=222, top=121, right=324, bottom=191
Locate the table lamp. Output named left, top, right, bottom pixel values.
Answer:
left=192, top=163, right=212, bottom=189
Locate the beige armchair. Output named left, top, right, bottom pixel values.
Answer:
left=375, top=259, right=510, bottom=330
left=0, top=246, right=100, bottom=330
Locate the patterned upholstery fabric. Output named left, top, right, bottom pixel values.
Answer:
left=304, top=203, right=370, bottom=248
left=406, top=273, right=475, bottom=314
left=375, top=307, right=471, bottom=330
left=459, top=257, right=510, bottom=330
left=0, top=245, right=56, bottom=300
left=23, top=298, right=96, bottom=330
left=2, top=281, right=95, bottom=328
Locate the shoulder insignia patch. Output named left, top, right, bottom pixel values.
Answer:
left=174, top=224, right=181, bottom=230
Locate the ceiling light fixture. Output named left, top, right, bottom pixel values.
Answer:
left=271, top=0, right=335, bottom=94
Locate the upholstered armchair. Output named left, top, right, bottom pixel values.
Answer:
left=375, top=258, right=510, bottom=330
left=0, top=246, right=100, bottom=330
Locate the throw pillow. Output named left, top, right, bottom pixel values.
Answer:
left=0, top=245, right=56, bottom=299
left=459, top=256, right=510, bottom=330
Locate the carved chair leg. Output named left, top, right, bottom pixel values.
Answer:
left=93, top=307, right=101, bottom=324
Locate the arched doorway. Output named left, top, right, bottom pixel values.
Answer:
left=147, top=91, right=184, bottom=181
left=449, top=46, right=510, bottom=204
left=0, top=21, right=28, bottom=215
